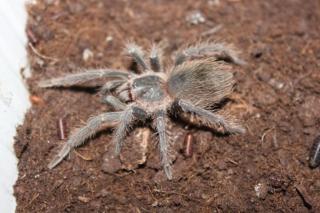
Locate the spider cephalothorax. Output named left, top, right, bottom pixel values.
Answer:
left=39, top=41, right=246, bottom=180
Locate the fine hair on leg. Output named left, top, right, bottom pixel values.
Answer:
left=38, top=68, right=132, bottom=88
left=113, top=107, right=135, bottom=155
left=176, top=99, right=245, bottom=134
left=48, top=112, right=122, bottom=169
left=113, top=106, right=149, bottom=155
left=155, top=110, right=173, bottom=180
left=100, top=80, right=126, bottom=95
left=125, top=42, right=149, bottom=71
left=102, top=95, right=127, bottom=111
left=174, top=42, right=246, bottom=66
left=149, top=44, right=162, bottom=72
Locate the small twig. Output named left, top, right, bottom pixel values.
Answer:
left=272, top=130, right=278, bottom=149
left=293, top=69, right=314, bottom=86
left=154, top=189, right=202, bottom=202
left=147, top=185, right=158, bottom=204
left=201, top=24, right=223, bottom=37
left=301, top=40, right=311, bottom=55
left=74, top=150, right=93, bottom=161
left=26, top=193, right=39, bottom=207
left=57, top=117, right=67, bottom=140
left=183, top=132, right=194, bottom=158
left=28, top=42, right=59, bottom=61
left=295, top=184, right=313, bottom=209
left=49, top=180, right=64, bottom=194
left=226, top=158, right=238, bottom=165
left=260, top=127, right=275, bottom=143
left=26, top=28, right=38, bottom=44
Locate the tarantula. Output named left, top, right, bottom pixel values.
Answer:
left=39, top=41, right=246, bottom=180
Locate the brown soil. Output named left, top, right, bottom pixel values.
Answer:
left=14, top=0, right=320, bottom=212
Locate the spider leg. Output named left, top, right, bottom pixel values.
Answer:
left=174, top=42, right=246, bottom=66
left=102, top=95, right=127, bottom=111
left=175, top=99, right=246, bottom=134
left=126, top=42, right=149, bottom=71
left=113, top=106, right=149, bottom=154
left=149, top=44, right=162, bottom=72
left=39, top=68, right=132, bottom=88
left=48, top=112, right=123, bottom=169
left=100, top=80, right=126, bottom=95
left=155, top=110, right=173, bottom=180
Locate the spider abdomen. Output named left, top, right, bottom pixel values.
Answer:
left=167, top=59, right=235, bottom=108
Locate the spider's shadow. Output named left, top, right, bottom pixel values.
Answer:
left=128, top=60, right=139, bottom=73
left=49, top=86, right=101, bottom=95
left=171, top=114, right=230, bottom=138
left=210, top=98, right=230, bottom=111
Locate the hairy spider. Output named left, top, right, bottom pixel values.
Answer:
left=39, top=41, right=246, bottom=180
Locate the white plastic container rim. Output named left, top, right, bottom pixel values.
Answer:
left=0, top=0, right=31, bottom=212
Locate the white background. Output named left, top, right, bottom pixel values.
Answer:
left=0, top=0, right=30, bottom=212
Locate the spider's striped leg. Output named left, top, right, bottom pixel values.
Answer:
left=39, top=68, right=132, bottom=88
left=48, top=112, right=123, bottom=169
